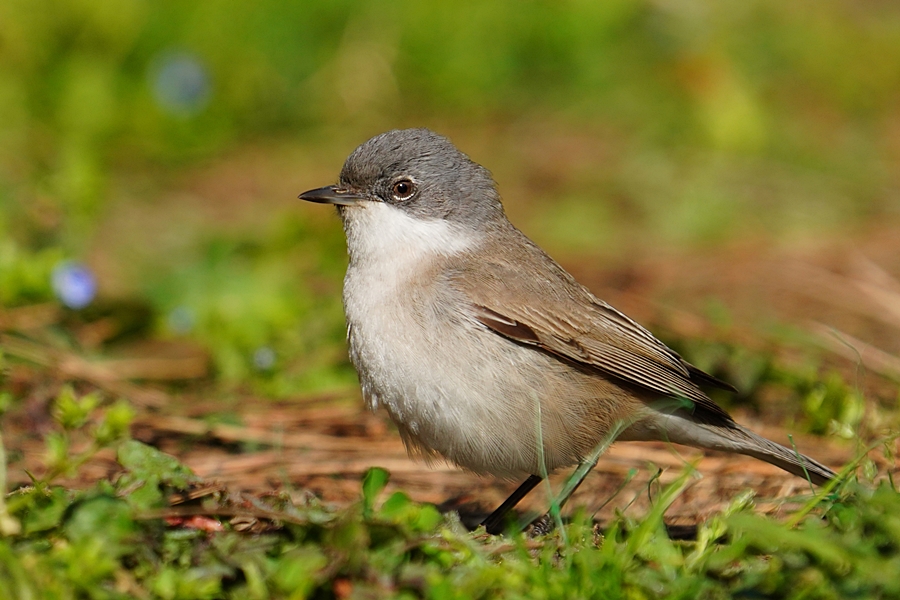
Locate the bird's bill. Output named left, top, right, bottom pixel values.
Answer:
left=298, top=185, right=369, bottom=206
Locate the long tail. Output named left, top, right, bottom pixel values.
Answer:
left=725, top=424, right=835, bottom=485
left=624, top=413, right=836, bottom=486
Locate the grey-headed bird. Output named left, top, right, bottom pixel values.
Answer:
left=299, top=129, right=835, bottom=533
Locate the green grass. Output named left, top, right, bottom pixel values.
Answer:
left=0, top=398, right=896, bottom=599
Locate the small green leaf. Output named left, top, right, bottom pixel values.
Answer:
left=326, top=515, right=369, bottom=568
left=117, top=440, right=197, bottom=488
left=116, top=441, right=198, bottom=510
left=362, top=467, right=389, bottom=514
left=272, top=546, right=328, bottom=596
left=53, top=386, right=99, bottom=431
left=93, top=400, right=135, bottom=446
left=380, top=491, right=412, bottom=519
left=65, top=495, right=136, bottom=557
left=44, top=432, right=70, bottom=475
left=17, top=487, right=72, bottom=534
left=413, top=504, right=442, bottom=532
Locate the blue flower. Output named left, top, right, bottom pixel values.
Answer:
left=52, top=262, right=97, bottom=309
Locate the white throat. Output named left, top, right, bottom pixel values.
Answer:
left=341, top=201, right=477, bottom=264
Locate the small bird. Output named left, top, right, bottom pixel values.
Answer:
left=299, top=128, right=836, bottom=533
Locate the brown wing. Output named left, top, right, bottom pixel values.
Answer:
left=450, top=234, right=736, bottom=423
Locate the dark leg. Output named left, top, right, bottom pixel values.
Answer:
left=481, top=474, right=543, bottom=534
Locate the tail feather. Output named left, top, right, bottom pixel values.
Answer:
left=623, top=413, right=836, bottom=486
left=731, top=425, right=835, bottom=486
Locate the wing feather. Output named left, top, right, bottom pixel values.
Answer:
left=449, top=237, right=736, bottom=423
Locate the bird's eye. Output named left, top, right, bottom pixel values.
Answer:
left=391, top=179, right=416, bottom=201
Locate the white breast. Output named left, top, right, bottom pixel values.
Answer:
left=338, top=202, right=585, bottom=478
left=341, top=201, right=478, bottom=419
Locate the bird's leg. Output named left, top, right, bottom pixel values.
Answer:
left=529, top=455, right=600, bottom=536
left=485, top=420, right=628, bottom=535
left=528, top=417, right=634, bottom=535
left=481, top=474, right=543, bottom=534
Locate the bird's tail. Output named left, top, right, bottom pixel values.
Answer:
left=723, top=424, right=835, bottom=486
left=623, top=413, right=836, bottom=486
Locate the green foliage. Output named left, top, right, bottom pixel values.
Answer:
left=142, top=213, right=356, bottom=395
left=769, top=368, right=866, bottom=438
left=39, top=386, right=135, bottom=483
left=1, top=394, right=897, bottom=599
left=362, top=466, right=390, bottom=516
left=0, top=237, right=63, bottom=307
left=53, top=385, right=101, bottom=430
left=116, top=441, right=200, bottom=511
left=1, top=405, right=899, bottom=598
left=800, top=372, right=866, bottom=438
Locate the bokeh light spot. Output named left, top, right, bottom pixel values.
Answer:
left=150, top=52, right=211, bottom=115
left=51, top=262, right=97, bottom=309
left=167, top=306, right=195, bottom=334
left=253, top=346, right=276, bottom=371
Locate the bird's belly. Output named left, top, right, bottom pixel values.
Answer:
left=349, top=326, right=544, bottom=476
left=342, top=266, right=612, bottom=477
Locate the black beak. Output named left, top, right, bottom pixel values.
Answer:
left=298, top=185, right=368, bottom=207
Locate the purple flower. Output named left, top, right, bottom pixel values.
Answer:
left=52, top=262, right=97, bottom=309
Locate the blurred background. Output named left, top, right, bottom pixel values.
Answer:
left=2, top=0, right=900, bottom=500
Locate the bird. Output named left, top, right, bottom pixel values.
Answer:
left=298, top=128, right=836, bottom=534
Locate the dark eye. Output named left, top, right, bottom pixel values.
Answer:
left=391, top=179, right=416, bottom=201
